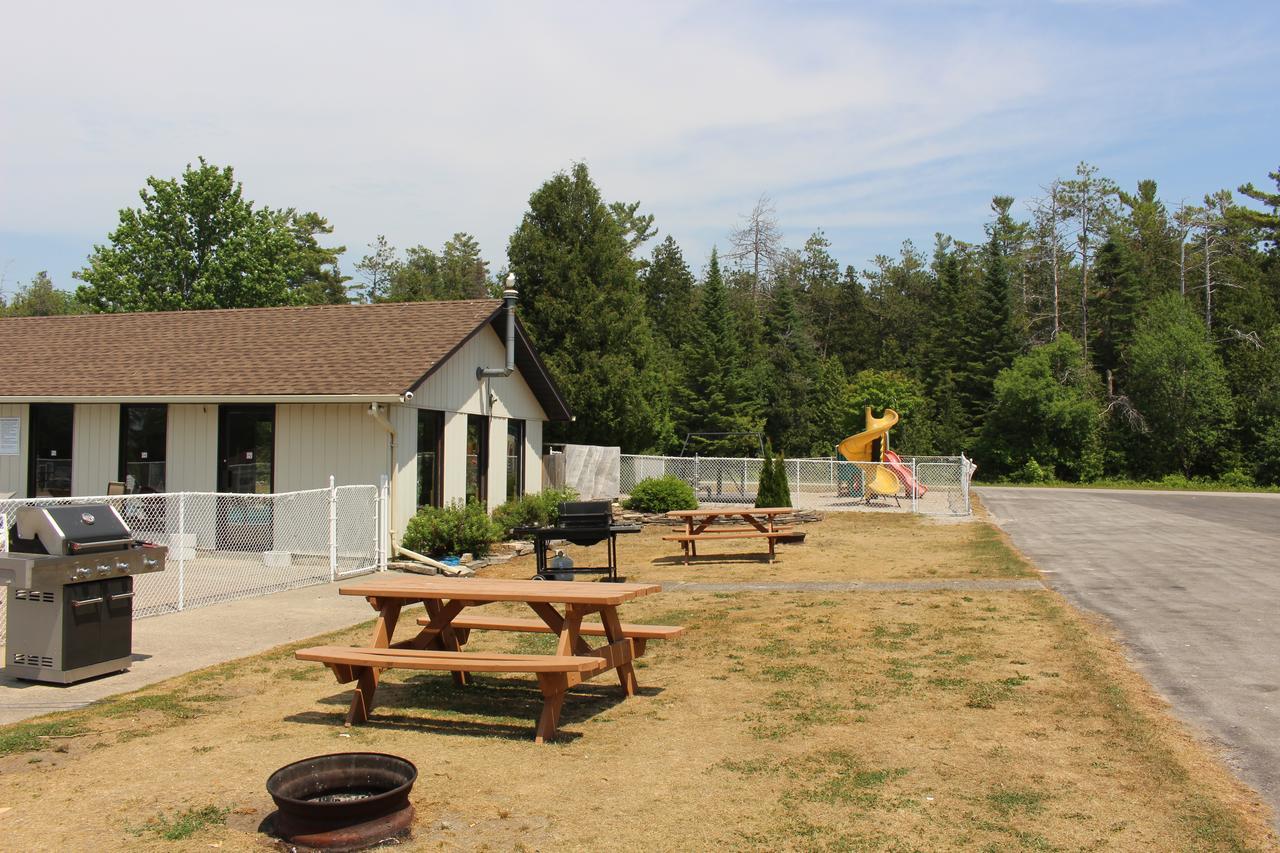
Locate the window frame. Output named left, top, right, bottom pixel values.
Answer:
left=118, top=404, right=168, bottom=494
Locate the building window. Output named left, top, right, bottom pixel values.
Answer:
left=506, top=420, right=525, bottom=502
left=466, top=414, right=488, bottom=505
left=119, top=404, right=167, bottom=493
left=417, top=410, right=443, bottom=508
left=28, top=404, right=74, bottom=497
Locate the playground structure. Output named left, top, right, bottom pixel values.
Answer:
left=836, top=408, right=927, bottom=505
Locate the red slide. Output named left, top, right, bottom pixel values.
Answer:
left=882, top=450, right=927, bottom=498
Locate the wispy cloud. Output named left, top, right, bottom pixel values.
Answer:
left=0, top=0, right=1275, bottom=289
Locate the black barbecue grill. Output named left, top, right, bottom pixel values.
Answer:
left=512, top=500, right=641, bottom=582
left=1, top=503, right=166, bottom=684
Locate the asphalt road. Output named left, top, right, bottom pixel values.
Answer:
left=979, top=487, right=1280, bottom=825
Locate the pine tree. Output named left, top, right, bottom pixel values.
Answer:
left=1092, top=237, right=1142, bottom=384
left=763, top=271, right=821, bottom=453
left=672, top=248, right=762, bottom=456
left=507, top=163, right=674, bottom=451
left=956, top=233, right=1020, bottom=433
left=641, top=236, right=696, bottom=352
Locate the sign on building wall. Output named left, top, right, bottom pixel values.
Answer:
left=0, top=417, right=18, bottom=456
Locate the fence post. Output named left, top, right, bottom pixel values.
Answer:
left=328, top=475, right=338, bottom=582
left=177, top=492, right=186, bottom=612
left=961, top=453, right=972, bottom=516
left=911, top=460, right=919, bottom=514
left=378, top=475, right=389, bottom=571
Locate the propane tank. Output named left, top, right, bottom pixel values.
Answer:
left=549, top=549, right=574, bottom=580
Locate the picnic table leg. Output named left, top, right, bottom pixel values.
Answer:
left=345, top=598, right=402, bottom=725
left=535, top=673, right=568, bottom=743
left=347, top=666, right=377, bottom=725
left=600, top=606, right=638, bottom=696
left=425, top=599, right=471, bottom=686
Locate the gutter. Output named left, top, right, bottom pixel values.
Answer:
left=368, top=402, right=399, bottom=549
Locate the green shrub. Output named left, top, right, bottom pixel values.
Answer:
left=1218, top=468, right=1255, bottom=489
left=491, top=486, right=579, bottom=535
left=402, top=500, right=503, bottom=558
left=624, top=475, right=697, bottom=513
left=1010, top=458, right=1051, bottom=484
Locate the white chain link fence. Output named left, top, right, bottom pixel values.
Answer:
left=1, top=480, right=383, bottom=641
left=621, top=454, right=973, bottom=516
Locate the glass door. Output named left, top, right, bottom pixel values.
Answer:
left=28, top=404, right=74, bottom=497
left=216, top=405, right=275, bottom=551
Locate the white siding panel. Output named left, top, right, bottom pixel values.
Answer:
left=167, top=405, right=217, bottom=492
left=71, top=404, right=119, bottom=496
left=389, top=403, right=417, bottom=544
left=441, top=411, right=467, bottom=505
left=410, top=326, right=547, bottom=421
left=487, top=416, right=507, bottom=511
left=0, top=403, right=29, bottom=497
left=275, top=404, right=388, bottom=493
left=524, top=419, right=543, bottom=494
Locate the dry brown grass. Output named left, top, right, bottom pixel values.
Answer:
left=0, top=514, right=1274, bottom=851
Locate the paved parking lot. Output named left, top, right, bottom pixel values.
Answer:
left=979, top=487, right=1280, bottom=826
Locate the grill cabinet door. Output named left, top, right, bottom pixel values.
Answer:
left=63, top=580, right=105, bottom=669
left=100, top=576, right=134, bottom=661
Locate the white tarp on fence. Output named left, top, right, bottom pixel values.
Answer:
left=620, top=454, right=971, bottom=516
left=560, top=444, right=621, bottom=500
left=1, top=482, right=382, bottom=642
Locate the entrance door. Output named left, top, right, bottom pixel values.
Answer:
left=28, top=404, right=74, bottom=497
left=216, top=406, right=275, bottom=550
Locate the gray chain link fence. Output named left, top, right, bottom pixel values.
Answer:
left=1, top=482, right=382, bottom=641
left=621, top=454, right=973, bottom=516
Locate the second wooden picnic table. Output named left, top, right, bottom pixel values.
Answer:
left=663, top=506, right=797, bottom=564
left=297, top=574, right=675, bottom=741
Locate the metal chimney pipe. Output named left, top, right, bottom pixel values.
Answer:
left=477, top=273, right=518, bottom=379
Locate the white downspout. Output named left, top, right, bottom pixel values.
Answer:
left=369, top=402, right=398, bottom=548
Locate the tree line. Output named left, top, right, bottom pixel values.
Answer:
left=7, top=158, right=1280, bottom=485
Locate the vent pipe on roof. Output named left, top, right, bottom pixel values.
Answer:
left=477, top=274, right=518, bottom=380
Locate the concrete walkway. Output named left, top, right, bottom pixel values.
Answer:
left=979, top=486, right=1280, bottom=828
left=666, top=579, right=1045, bottom=593
left=0, top=581, right=372, bottom=726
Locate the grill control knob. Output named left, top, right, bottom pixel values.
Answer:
left=96, top=564, right=112, bottom=576
left=74, top=566, right=92, bottom=580
left=116, top=560, right=131, bottom=572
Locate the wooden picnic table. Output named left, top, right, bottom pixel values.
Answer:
left=296, top=574, right=668, bottom=742
left=663, top=506, right=798, bottom=565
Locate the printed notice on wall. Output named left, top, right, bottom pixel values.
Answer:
left=0, top=418, right=18, bottom=456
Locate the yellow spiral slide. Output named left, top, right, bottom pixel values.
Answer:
left=837, top=407, right=926, bottom=500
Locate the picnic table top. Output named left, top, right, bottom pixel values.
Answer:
left=337, top=574, right=661, bottom=605
left=666, top=507, right=794, bottom=518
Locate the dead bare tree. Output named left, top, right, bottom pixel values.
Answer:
left=1029, top=180, right=1068, bottom=338
left=726, top=194, right=783, bottom=299
left=1060, top=163, right=1119, bottom=364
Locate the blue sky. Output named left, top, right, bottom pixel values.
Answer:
left=1, top=0, right=1276, bottom=297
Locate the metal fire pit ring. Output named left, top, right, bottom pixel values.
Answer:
left=266, top=752, right=417, bottom=851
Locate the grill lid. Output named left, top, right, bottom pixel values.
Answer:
left=15, top=504, right=134, bottom=555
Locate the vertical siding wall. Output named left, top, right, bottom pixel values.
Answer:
left=487, top=416, right=508, bottom=512
left=275, top=404, right=389, bottom=492
left=0, top=403, right=29, bottom=498
left=525, top=419, right=543, bottom=494
left=441, top=411, right=468, bottom=506
left=167, top=404, right=218, bottom=492
left=71, top=404, right=119, bottom=496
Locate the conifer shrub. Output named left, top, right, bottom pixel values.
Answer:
left=755, top=442, right=793, bottom=508
left=624, top=476, right=697, bottom=513
left=402, top=499, right=503, bottom=558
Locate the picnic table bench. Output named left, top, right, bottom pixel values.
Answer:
left=663, top=507, right=800, bottom=565
left=295, top=575, right=679, bottom=742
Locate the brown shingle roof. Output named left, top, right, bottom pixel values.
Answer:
left=0, top=300, right=538, bottom=401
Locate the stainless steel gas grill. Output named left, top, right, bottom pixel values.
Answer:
left=1, top=504, right=166, bottom=684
